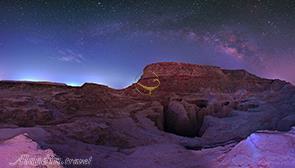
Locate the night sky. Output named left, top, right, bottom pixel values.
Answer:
left=0, top=0, right=295, bottom=88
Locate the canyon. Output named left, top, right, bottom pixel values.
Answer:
left=0, top=62, right=294, bottom=168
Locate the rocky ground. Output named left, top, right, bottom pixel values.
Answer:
left=0, top=62, right=294, bottom=168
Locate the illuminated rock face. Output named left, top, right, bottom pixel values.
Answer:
left=0, top=134, right=62, bottom=168
left=114, top=128, right=295, bottom=168
left=217, top=127, right=295, bottom=168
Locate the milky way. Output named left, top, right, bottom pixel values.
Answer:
left=0, top=0, right=294, bottom=88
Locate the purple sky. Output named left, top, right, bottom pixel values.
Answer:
left=0, top=0, right=294, bottom=88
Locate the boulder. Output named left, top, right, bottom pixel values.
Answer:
left=165, top=101, right=199, bottom=137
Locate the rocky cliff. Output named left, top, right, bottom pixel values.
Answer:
left=0, top=62, right=294, bottom=168
left=126, top=62, right=287, bottom=95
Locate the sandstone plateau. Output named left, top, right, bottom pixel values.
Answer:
left=0, top=62, right=294, bottom=168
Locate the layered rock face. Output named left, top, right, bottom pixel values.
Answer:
left=127, top=62, right=286, bottom=95
left=0, top=62, right=294, bottom=168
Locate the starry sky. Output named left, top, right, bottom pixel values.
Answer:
left=0, top=0, right=294, bottom=88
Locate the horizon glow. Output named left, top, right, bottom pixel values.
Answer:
left=0, top=0, right=295, bottom=88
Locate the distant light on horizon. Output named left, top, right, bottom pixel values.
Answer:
left=0, top=69, right=293, bottom=88
left=18, top=77, right=49, bottom=82
left=66, top=82, right=82, bottom=87
left=0, top=0, right=295, bottom=90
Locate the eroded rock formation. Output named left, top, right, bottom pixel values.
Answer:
left=0, top=62, right=294, bottom=167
